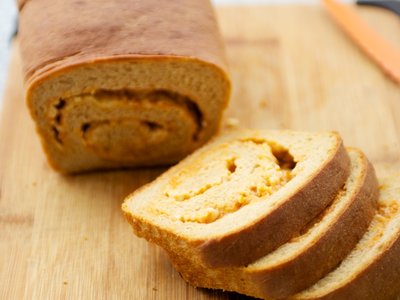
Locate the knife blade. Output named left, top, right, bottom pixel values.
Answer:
left=322, top=0, right=400, bottom=84
left=357, top=0, right=400, bottom=17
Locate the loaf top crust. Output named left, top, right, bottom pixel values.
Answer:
left=18, top=0, right=228, bottom=83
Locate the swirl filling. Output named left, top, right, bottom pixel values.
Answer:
left=151, top=139, right=296, bottom=224
left=47, top=89, right=203, bottom=164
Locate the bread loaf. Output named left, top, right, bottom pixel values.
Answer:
left=18, top=0, right=230, bottom=173
left=166, top=148, right=378, bottom=299
left=122, top=130, right=350, bottom=267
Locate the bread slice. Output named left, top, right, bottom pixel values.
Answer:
left=19, top=0, right=230, bottom=173
left=293, top=176, right=400, bottom=300
left=165, top=148, right=378, bottom=299
left=123, top=130, right=350, bottom=267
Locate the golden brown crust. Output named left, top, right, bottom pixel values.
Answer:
left=18, top=0, right=228, bottom=82
left=300, top=229, right=400, bottom=300
left=291, top=176, right=400, bottom=300
left=198, top=138, right=350, bottom=267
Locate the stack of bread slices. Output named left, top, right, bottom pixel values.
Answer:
left=122, top=130, right=400, bottom=300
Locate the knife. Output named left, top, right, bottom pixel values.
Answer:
left=357, top=0, right=400, bottom=16
left=322, top=0, right=400, bottom=84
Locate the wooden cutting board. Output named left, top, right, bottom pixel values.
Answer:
left=1, top=5, right=400, bottom=299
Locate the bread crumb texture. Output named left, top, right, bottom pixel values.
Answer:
left=148, top=138, right=295, bottom=224
left=47, top=89, right=200, bottom=162
left=358, top=200, right=398, bottom=249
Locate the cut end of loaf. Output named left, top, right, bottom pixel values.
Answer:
left=26, top=57, right=231, bottom=173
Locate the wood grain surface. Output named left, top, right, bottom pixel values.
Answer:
left=1, top=5, right=400, bottom=300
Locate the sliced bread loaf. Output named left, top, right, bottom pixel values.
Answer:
left=166, top=148, right=379, bottom=299
left=122, top=130, right=350, bottom=267
left=293, top=176, right=400, bottom=300
left=19, top=0, right=230, bottom=173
